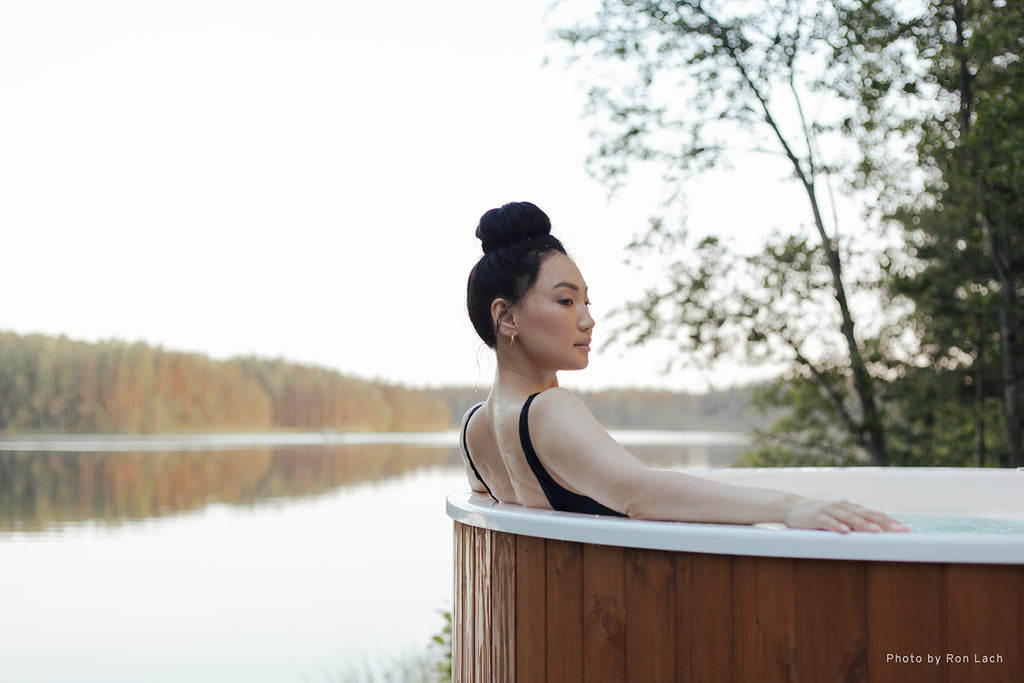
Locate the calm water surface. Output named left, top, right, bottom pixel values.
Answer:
left=0, top=431, right=745, bottom=682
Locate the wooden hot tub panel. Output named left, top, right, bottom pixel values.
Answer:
left=453, top=522, right=1024, bottom=683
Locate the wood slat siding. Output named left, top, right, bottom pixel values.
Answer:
left=682, top=552, right=734, bottom=681
left=452, top=522, right=1023, bottom=683
left=794, top=559, right=868, bottom=682
left=866, top=562, right=943, bottom=683
left=942, top=564, right=1021, bottom=683
left=514, top=533, right=546, bottom=682
left=732, top=556, right=798, bottom=681
left=546, top=540, right=584, bottom=682
left=625, top=547, right=676, bottom=681
left=582, top=544, right=626, bottom=683
left=453, top=522, right=466, bottom=679
left=474, top=524, right=492, bottom=681
left=490, top=530, right=517, bottom=683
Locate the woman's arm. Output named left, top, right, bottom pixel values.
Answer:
left=528, top=389, right=907, bottom=533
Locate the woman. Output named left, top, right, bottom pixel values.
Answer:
left=461, top=201, right=908, bottom=533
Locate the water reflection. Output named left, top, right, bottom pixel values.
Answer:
left=622, top=439, right=746, bottom=470
left=1, top=465, right=466, bottom=683
left=0, top=434, right=746, bottom=682
left=0, top=432, right=744, bottom=532
left=0, top=444, right=459, bottom=532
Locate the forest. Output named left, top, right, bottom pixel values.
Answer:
left=0, top=331, right=758, bottom=435
left=0, top=331, right=451, bottom=433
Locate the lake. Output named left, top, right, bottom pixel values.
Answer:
left=0, top=431, right=747, bottom=682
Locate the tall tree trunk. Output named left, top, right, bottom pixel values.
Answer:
left=953, top=0, right=988, bottom=468
left=971, top=247, right=987, bottom=467
left=706, top=10, right=887, bottom=465
left=987, top=216, right=1023, bottom=466
left=973, top=320, right=986, bottom=467
left=812, top=194, right=888, bottom=466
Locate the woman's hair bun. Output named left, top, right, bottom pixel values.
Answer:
left=467, top=201, right=567, bottom=347
left=475, top=201, right=553, bottom=254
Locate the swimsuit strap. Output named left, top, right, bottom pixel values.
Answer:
left=519, top=394, right=562, bottom=494
left=519, top=393, right=625, bottom=517
left=461, top=403, right=494, bottom=499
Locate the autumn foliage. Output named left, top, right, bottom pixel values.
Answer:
left=0, top=332, right=451, bottom=433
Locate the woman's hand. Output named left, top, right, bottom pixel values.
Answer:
left=784, top=498, right=910, bottom=533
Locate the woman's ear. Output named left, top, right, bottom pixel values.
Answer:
left=491, top=298, right=517, bottom=342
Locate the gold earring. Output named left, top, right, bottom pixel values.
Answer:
left=509, top=333, right=516, bottom=346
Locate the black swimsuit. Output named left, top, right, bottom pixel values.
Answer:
left=461, top=393, right=625, bottom=517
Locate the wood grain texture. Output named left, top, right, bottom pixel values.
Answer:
left=464, top=524, right=479, bottom=682
left=625, top=548, right=677, bottom=682
left=453, top=523, right=468, bottom=682
left=490, top=530, right=517, bottom=682
left=732, top=556, right=798, bottom=682
left=794, top=559, right=868, bottom=683
left=681, top=552, right=734, bottom=683
left=546, top=539, right=584, bottom=683
left=582, top=543, right=626, bottom=683
left=472, top=527, right=492, bottom=682
left=515, top=534, right=547, bottom=683
left=866, top=562, right=943, bottom=683
left=452, top=523, right=1021, bottom=683
left=943, top=564, right=1022, bottom=683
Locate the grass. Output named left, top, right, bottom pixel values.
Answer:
left=312, top=611, right=452, bottom=683
left=315, top=651, right=442, bottom=683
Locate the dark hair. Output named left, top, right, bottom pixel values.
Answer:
left=466, top=202, right=567, bottom=348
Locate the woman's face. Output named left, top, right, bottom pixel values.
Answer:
left=512, top=253, right=595, bottom=372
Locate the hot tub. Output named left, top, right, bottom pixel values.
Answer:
left=447, top=468, right=1024, bottom=683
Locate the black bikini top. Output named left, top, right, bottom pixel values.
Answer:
left=461, top=394, right=625, bottom=517
left=461, top=403, right=493, bottom=498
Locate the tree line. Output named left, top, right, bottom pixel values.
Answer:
left=432, top=385, right=765, bottom=431
left=555, top=0, right=1022, bottom=467
left=0, top=332, right=451, bottom=433
left=1, top=331, right=761, bottom=435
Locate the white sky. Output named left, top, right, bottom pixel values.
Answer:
left=1, top=0, right=814, bottom=392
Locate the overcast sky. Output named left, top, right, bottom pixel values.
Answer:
left=1, top=0, right=811, bottom=392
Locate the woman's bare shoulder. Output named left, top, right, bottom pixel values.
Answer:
left=461, top=401, right=485, bottom=422
left=529, top=387, right=603, bottom=428
left=527, top=387, right=648, bottom=504
left=532, top=386, right=581, bottom=403
left=460, top=401, right=487, bottom=434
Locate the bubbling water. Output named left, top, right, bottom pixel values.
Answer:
left=898, top=514, right=1024, bottom=535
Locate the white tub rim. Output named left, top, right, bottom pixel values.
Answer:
left=446, top=467, right=1024, bottom=565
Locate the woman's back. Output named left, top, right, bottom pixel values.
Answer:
left=460, top=390, right=626, bottom=516
left=459, top=396, right=548, bottom=509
